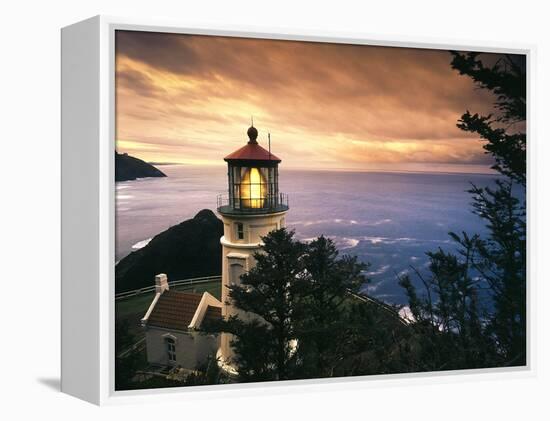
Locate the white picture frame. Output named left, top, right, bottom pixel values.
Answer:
left=61, top=15, right=534, bottom=405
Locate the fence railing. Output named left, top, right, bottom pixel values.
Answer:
left=346, top=289, right=409, bottom=326
left=115, top=275, right=222, bottom=301
left=117, top=337, right=147, bottom=359
left=115, top=276, right=407, bottom=326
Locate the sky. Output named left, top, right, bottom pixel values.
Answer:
left=115, top=30, right=505, bottom=173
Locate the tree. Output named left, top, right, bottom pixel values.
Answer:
left=215, top=229, right=378, bottom=381
left=294, top=236, right=368, bottom=378
left=401, top=51, right=526, bottom=369
left=399, top=235, right=496, bottom=371
left=451, top=52, right=526, bottom=184
left=221, top=228, right=306, bottom=381
left=183, top=353, right=225, bottom=386
left=451, top=51, right=526, bottom=365
left=115, top=320, right=144, bottom=390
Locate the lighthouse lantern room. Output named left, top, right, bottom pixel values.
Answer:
left=217, top=125, right=288, bottom=214
left=216, top=124, right=289, bottom=365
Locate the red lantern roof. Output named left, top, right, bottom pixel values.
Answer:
left=224, top=142, right=281, bottom=162
left=224, top=125, right=281, bottom=163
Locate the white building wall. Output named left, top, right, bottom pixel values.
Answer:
left=145, top=328, right=219, bottom=370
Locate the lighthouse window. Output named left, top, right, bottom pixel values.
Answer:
left=236, top=222, right=244, bottom=240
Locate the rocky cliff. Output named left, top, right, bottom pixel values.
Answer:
left=115, top=151, right=166, bottom=182
left=115, top=209, right=223, bottom=293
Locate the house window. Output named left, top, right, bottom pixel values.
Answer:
left=236, top=222, right=244, bottom=240
left=165, top=337, right=176, bottom=363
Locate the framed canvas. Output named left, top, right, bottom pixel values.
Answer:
left=61, top=15, right=532, bottom=405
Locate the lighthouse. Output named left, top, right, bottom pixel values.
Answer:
left=216, top=124, right=289, bottom=364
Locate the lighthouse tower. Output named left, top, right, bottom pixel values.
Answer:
left=216, top=124, right=289, bottom=364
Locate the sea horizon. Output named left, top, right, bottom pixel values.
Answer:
left=142, top=161, right=499, bottom=177
left=115, top=164, right=507, bottom=305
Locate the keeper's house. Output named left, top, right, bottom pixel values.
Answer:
left=141, top=274, right=222, bottom=369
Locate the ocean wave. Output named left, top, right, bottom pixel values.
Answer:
left=367, top=264, right=391, bottom=276
left=370, top=218, right=392, bottom=226
left=335, top=237, right=360, bottom=250
left=365, top=283, right=381, bottom=293
left=132, top=238, right=152, bottom=249
left=300, top=237, right=316, bottom=243
left=362, top=236, right=386, bottom=244
left=300, top=236, right=359, bottom=250
left=360, top=236, right=450, bottom=246
left=398, top=306, right=415, bottom=323
left=296, top=234, right=443, bottom=249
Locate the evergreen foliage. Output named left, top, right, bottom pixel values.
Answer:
left=294, top=236, right=368, bottom=378
left=214, top=229, right=393, bottom=381
left=450, top=52, right=526, bottom=184
left=400, top=52, right=527, bottom=369
left=217, top=229, right=305, bottom=381
left=115, top=320, right=146, bottom=390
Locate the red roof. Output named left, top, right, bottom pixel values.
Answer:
left=224, top=142, right=281, bottom=163
left=148, top=290, right=202, bottom=331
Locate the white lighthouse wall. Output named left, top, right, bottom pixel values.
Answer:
left=222, top=213, right=286, bottom=244
left=218, top=211, right=287, bottom=363
left=220, top=212, right=287, bottom=306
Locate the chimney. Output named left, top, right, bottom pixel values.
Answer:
left=155, top=273, right=169, bottom=294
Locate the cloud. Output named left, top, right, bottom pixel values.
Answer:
left=114, top=31, right=511, bottom=171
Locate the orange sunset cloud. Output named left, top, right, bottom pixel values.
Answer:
left=115, top=31, right=508, bottom=173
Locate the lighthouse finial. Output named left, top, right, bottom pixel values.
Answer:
left=246, top=119, right=258, bottom=144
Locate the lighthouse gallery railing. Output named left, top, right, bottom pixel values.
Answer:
left=217, top=192, right=289, bottom=214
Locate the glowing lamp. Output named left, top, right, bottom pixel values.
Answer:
left=240, top=167, right=267, bottom=208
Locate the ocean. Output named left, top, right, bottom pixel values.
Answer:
left=116, top=165, right=501, bottom=305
